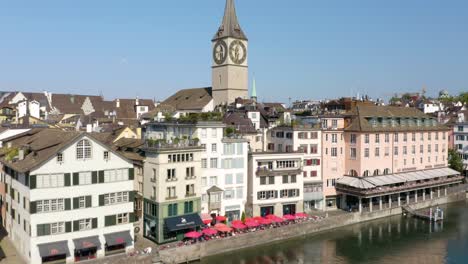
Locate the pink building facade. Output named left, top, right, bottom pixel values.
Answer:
left=335, top=105, right=463, bottom=212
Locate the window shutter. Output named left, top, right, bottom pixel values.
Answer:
left=73, top=220, right=79, bottom=231
left=30, top=201, right=37, bottom=214
left=128, top=168, right=135, bottom=180
left=99, top=195, right=105, bottom=206
left=91, top=171, right=98, bottom=184
left=73, top=173, right=79, bottom=186
left=29, top=175, right=36, bottom=190
left=297, top=189, right=300, bottom=196
left=42, top=224, right=51, bottom=236
left=37, top=224, right=44, bottom=236
left=85, top=196, right=92, bottom=208
left=98, top=171, right=104, bottom=183
left=65, top=222, right=72, bottom=233
left=257, top=192, right=261, bottom=200
left=129, top=212, right=135, bottom=223
left=274, top=191, right=278, bottom=198
left=64, top=173, right=71, bottom=187
left=317, top=159, right=321, bottom=166
left=64, top=199, right=71, bottom=210
left=92, top=218, right=98, bottom=229
left=25, top=174, right=29, bottom=187
left=105, top=215, right=116, bottom=227
left=73, top=198, right=79, bottom=209
left=129, top=191, right=135, bottom=202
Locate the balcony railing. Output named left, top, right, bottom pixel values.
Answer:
left=185, top=193, right=197, bottom=198
left=166, top=178, right=178, bottom=182
left=150, top=178, right=156, bottom=183
left=165, top=196, right=178, bottom=201
left=256, top=166, right=303, bottom=177
left=144, top=139, right=201, bottom=150
left=185, top=176, right=197, bottom=180
left=208, top=202, right=221, bottom=210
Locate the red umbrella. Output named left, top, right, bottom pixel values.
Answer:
left=185, top=231, right=202, bottom=239
left=244, top=218, right=254, bottom=223
left=245, top=221, right=259, bottom=228
left=217, top=226, right=233, bottom=232
left=231, top=223, right=247, bottom=229
left=295, top=212, right=308, bottom=218
left=231, top=220, right=243, bottom=225
left=272, top=216, right=284, bottom=223
left=253, top=216, right=263, bottom=222
left=265, top=214, right=277, bottom=219
left=216, top=215, right=227, bottom=222
left=283, top=214, right=296, bottom=220
left=259, top=218, right=272, bottom=225
left=214, top=223, right=228, bottom=228
left=203, top=219, right=212, bottom=225
left=202, top=228, right=218, bottom=236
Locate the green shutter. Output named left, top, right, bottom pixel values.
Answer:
left=129, top=191, right=135, bottom=202
left=25, top=174, right=29, bottom=187
left=105, top=215, right=116, bottom=227
left=98, top=171, right=104, bottom=183
left=99, top=195, right=105, bottom=206
left=65, top=222, right=72, bottom=233
left=73, top=173, right=79, bottom=185
left=91, top=171, right=98, bottom=184
left=37, top=224, right=44, bottom=236
left=86, top=196, right=92, bottom=208
left=73, top=220, right=79, bottom=231
left=73, top=198, right=79, bottom=209
left=129, top=212, right=135, bottom=223
left=64, top=173, right=71, bottom=187
left=92, top=218, right=98, bottom=229
left=64, top=199, right=71, bottom=210
left=30, top=201, right=37, bottom=214
left=29, top=175, right=36, bottom=190
left=128, top=168, right=135, bottom=180
left=44, top=224, right=51, bottom=236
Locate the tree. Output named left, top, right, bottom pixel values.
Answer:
left=448, top=149, right=464, bottom=173
left=241, top=211, right=246, bottom=222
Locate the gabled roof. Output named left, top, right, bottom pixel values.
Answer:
left=213, top=0, right=247, bottom=41
left=162, top=87, right=213, bottom=111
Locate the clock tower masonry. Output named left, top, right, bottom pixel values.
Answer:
left=212, top=0, right=248, bottom=106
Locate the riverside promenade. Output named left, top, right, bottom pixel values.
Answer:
left=158, top=190, right=467, bottom=264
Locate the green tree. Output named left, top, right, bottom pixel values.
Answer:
left=448, top=149, right=464, bottom=173
left=241, top=211, right=246, bottom=222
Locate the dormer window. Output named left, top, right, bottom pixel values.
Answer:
left=381, top=118, right=387, bottom=127
left=416, top=119, right=422, bottom=126
left=370, top=118, right=377, bottom=127
left=57, top=153, right=63, bottom=163
left=391, top=119, right=397, bottom=127
left=76, top=139, right=92, bottom=160
left=431, top=119, right=437, bottom=126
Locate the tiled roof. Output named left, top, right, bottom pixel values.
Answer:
left=162, top=87, right=213, bottom=111
left=344, top=105, right=449, bottom=132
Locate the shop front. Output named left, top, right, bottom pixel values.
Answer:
left=282, top=204, right=296, bottom=215
left=38, top=241, right=69, bottom=264
left=104, top=231, right=133, bottom=256
left=163, top=213, right=203, bottom=242
left=73, top=236, right=100, bottom=262
left=260, top=206, right=274, bottom=217
left=225, top=205, right=241, bottom=221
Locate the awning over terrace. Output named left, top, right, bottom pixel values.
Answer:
left=337, top=168, right=460, bottom=190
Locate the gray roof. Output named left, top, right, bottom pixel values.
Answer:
left=337, top=168, right=460, bottom=190
left=213, top=0, right=247, bottom=41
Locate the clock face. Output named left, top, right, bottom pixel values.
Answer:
left=213, top=40, right=228, bottom=65
left=229, top=40, right=247, bottom=65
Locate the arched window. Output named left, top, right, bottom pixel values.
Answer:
left=349, top=170, right=358, bottom=177
left=76, top=139, right=92, bottom=159
left=363, top=170, right=370, bottom=177
left=373, top=169, right=380, bottom=176
left=383, top=168, right=391, bottom=175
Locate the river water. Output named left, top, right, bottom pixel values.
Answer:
left=200, top=200, right=468, bottom=264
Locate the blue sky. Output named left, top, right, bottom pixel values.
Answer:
left=0, top=0, right=467, bottom=103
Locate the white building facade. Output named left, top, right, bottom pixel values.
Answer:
left=454, top=112, right=468, bottom=176
left=2, top=131, right=135, bottom=264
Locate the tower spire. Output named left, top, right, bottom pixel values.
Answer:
left=251, top=77, right=257, bottom=102
left=213, top=0, right=247, bottom=41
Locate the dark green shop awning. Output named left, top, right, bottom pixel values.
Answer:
left=73, top=236, right=101, bottom=250
left=164, top=213, right=203, bottom=232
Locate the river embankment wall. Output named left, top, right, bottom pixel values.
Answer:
left=158, top=192, right=466, bottom=264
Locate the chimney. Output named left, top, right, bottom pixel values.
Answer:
left=116, top=99, right=120, bottom=108
left=135, top=97, right=139, bottom=106
left=86, top=124, right=92, bottom=133
left=18, top=149, right=24, bottom=160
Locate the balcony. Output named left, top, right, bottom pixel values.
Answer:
left=165, top=178, right=178, bottom=183
left=185, top=176, right=197, bottom=180
left=150, top=178, right=156, bottom=183
left=208, top=202, right=221, bottom=211
left=185, top=193, right=197, bottom=198
left=165, top=196, right=178, bottom=201
left=143, top=139, right=202, bottom=151
left=256, top=166, right=303, bottom=177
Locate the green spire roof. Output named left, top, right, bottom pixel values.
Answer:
left=251, top=78, right=257, bottom=98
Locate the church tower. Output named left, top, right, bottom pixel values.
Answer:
left=212, top=0, right=248, bottom=106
